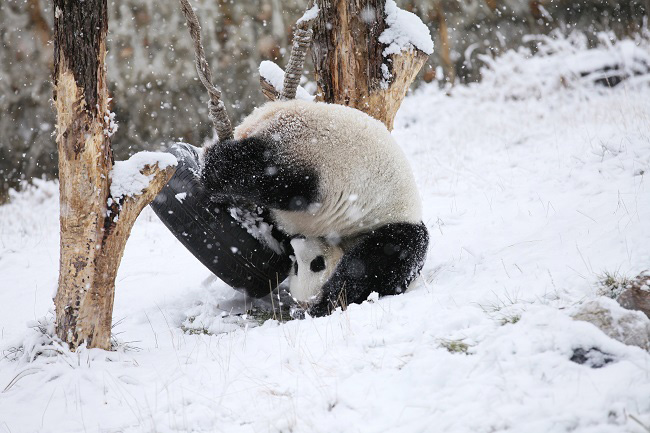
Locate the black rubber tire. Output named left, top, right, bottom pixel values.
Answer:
left=150, top=143, right=292, bottom=298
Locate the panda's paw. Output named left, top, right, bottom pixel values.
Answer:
left=306, top=290, right=342, bottom=317
left=306, top=302, right=326, bottom=317
left=289, top=305, right=306, bottom=320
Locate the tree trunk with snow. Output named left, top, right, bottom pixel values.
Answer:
left=311, top=0, right=429, bottom=130
left=53, top=0, right=175, bottom=350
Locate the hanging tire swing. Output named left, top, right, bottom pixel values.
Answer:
left=150, top=0, right=315, bottom=297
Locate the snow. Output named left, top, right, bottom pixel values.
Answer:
left=229, top=205, right=284, bottom=254
left=109, top=151, right=177, bottom=199
left=380, top=63, right=392, bottom=89
left=2, top=36, right=650, bottom=432
left=296, top=4, right=319, bottom=25
left=379, top=0, right=434, bottom=56
left=259, top=60, right=315, bottom=101
left=174, top=192, right=187, bottom=203
left=103, top=109, right=118, bottom=137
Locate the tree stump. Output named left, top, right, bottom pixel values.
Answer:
left=311, top=0, right=430, bottom=130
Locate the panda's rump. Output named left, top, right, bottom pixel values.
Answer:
left=235, top=100, right=422, bottom=239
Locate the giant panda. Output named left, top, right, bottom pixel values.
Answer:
left=201, top=99, right=429, bottom=316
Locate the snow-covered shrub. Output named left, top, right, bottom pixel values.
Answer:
left=470, top=30, right=650, bottom=100
left=596, top=271, right=634, bottom=300
left=1, top=315, right=63, bottom=364
left=2, top=313, right=139, bottom=366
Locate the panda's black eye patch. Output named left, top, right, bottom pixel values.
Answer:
left=310, top=255, right=326, bottom=273
left=293, top=262, right=299, bottom=275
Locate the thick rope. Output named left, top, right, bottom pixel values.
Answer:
left=281, top=25, right=313, bottom=100
left=281, top=16, right=315, bottom=100
left=179, top=0, right=233, bottom=141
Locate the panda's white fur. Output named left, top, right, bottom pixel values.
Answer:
left=234, top=99, right=422, bottom=242
left=288, top=237, right=343, bottom=305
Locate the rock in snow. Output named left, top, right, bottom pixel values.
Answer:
left=616, top=271, right=650, bottom=319
left=571, top=297, right=650, bottom=351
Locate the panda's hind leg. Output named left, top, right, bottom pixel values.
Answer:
left=308, top=222, right=429, bottom=316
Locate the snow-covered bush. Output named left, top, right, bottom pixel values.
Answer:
left=469, top=30, right=650, bottom=100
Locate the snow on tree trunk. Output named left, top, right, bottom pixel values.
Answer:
left=53, top=0, right=175, bottom=350
left=311, top=0, right=432, bottom=130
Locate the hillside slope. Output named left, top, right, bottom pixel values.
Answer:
left=1, top=35, right=649, bottom=433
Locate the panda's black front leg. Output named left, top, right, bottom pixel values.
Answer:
left=308, top=222, right=429, bottom=317
left=202, top=136, right=320, bottom=211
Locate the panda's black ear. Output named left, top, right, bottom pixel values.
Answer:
left=310, top=255, right=326, bottom=272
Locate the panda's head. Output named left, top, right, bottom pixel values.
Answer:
left=288, top=237, right=343, bottom=306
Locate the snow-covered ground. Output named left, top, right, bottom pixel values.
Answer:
left=1, top=35, right=650, bottom=433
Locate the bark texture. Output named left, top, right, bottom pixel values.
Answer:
left=260, top=75, right=281, bottom=101
left=53, top=0, right=174, bottom=350
left=311, top=0, right=429, bottom=130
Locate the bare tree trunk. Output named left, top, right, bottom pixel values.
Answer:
left=53, top=0, right=174, bottom=350
left=311, top=0, right=428, bottom=130
left=27, top=0, right=52, bottom=50
left=435, top=1, right=455, bottom=85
